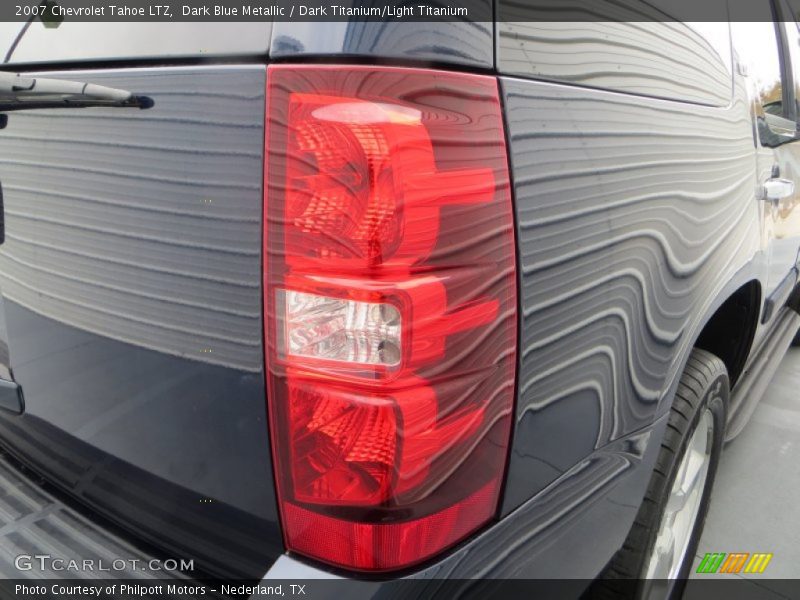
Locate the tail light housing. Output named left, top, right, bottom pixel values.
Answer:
left=264, top=65, right=517, bottom=572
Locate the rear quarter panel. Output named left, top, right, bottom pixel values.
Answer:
left=498, top=23, right=765, bottom=514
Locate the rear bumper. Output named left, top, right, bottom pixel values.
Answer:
left=0, top=383, right=668, bottom=594
left=0, top=448, right=190, bottom=582
left=258, top=414, right=669, bottom=590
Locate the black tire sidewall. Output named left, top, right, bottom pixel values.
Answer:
left=645, top=372, right=727, bottom=598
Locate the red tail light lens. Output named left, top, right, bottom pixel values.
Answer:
left=264, top=65, right=517, bottom=572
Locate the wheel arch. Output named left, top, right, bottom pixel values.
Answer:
left=656, top=268, right=763, bottom=418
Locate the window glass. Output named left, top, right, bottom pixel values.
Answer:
left=783, top=21, right=800, bottom=110
left=732, top=22, right=785, bottom=117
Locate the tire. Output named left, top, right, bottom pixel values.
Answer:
left=592, top=349, right=728, bottom=600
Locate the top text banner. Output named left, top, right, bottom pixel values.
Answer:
left=0, top=0, right=795, bottom=22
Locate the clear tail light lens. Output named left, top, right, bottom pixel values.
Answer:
left=277, top=289, right=402, bottom=366
left=264, top=65, right=518, bottom=572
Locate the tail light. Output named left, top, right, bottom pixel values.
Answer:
left=264, top=65, right=517, bottom=572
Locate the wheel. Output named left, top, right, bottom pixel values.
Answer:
left=593, top=348, right=728, bottom=600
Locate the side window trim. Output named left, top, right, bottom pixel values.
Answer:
left=775, top=0, right=800, bottom=123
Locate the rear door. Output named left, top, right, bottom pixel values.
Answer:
left=771, top=14, right=800, bottom=307
left=733, top=13, right=800, bottom=323
left=0, top=33, right=283, bottom=578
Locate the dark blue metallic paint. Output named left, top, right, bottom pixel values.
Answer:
left=269, top=19, right=493, bottom=69
left=0, top=66, right=280, bottom=579
left=497, top=65, right=765, bottom=515
left=0, top=15, right=798, bottom=587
